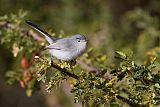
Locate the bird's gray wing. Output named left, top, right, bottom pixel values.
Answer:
left=26, top=20, right=56, bottom=44
left=45, top=39, right=73, bottom=51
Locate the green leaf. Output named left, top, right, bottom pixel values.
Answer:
left=115, top=51, right=127, bottom=60
left=155, top=83, right=160, bottom=89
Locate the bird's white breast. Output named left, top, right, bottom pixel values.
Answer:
left=49, top=49, right=78, bottom=61
left=49, top=41, right=87, bottom=61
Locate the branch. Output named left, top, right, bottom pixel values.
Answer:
left=50, top=61, right=141, bottom=107
left=77, top=59, right=114, bottom=80
left=77, top=59, right=99, bottom=73
left=51, top=61, right=79, bottom=79
left=116, top=95, right=144, bottom=107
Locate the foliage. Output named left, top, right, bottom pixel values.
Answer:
left=0, top=10, right=160, bottom=107
left=111, top=8, right=160, bottom=62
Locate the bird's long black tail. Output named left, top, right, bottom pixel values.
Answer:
left=26, top=20, right=56, bottom=44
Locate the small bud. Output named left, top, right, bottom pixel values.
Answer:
left=12, top=45, right=20, bottom=57
left=34, top=55, right=40, bottom=59
left=127, top=67, right=131, bottom=70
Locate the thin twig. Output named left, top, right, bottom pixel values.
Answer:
left=76, top=59, right=99, bottom=73
left=116, top=95, right=144, bottom=107
left=50, top=61, right=141, bottom=107
left=51, top=61, right=79, bottom=79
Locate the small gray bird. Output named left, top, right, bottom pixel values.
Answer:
left=26, top=20, right=87, bottom=61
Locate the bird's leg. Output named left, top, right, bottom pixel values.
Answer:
left=59, top=60, right=66, bottom=68
left=59, top=60, right=64, bottom=64
left=70, top=59, right=76, bottom=66
left=50, top=55, right=55, bottom=64
left=65, top=59, right=76, bottom=69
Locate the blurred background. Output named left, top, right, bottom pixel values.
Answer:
left=0, top=0, right=160, bottom=107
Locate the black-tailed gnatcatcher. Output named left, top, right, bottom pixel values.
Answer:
left=26, top=20, right=88, bottom=61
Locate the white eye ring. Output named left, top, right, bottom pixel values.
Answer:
left=77, top=40, right=80, bottom=42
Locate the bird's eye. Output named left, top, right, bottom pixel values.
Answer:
left=76, top=37, right=81, bottom=42
left=77, top=40, right=80, bottom=42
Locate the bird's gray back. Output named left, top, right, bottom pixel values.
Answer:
left=49, top=38, right=75, bottom=51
